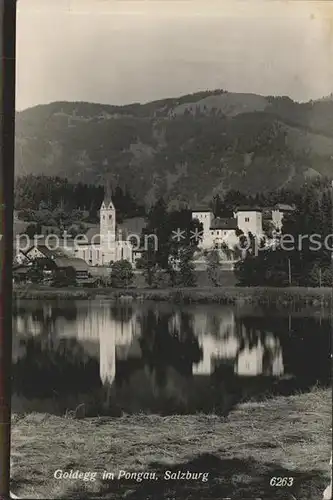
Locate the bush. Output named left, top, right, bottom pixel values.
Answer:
left=110, top=260, right=134, bottom=288
left=150, top=265, right=172, bottom=288
left=308, top=263, right=333, bottom=287
left=52, top=266, right=77, bottom=287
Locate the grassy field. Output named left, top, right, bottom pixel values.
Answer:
left=11, top=387, right=331, bottom=499
left=14, top=284, right=333, bottom=308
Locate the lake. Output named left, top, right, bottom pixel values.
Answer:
left=12, top=299, right=331, bottom=416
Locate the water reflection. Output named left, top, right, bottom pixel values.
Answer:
left=12, top=300, right=331, bottom=415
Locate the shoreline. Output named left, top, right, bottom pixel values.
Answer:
left=13, top=285, right=333, bottom=307
left=11, top=387, right=331, bottom=499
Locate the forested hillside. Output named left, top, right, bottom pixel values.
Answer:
left=15, top=90, right=333, bottom=206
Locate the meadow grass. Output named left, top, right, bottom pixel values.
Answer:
left=13, top=284, right=333, bottom=307
left=11, top=386, right=331, bottom=499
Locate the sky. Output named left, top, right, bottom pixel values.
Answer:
left=16, top=0, right=333, bottom=110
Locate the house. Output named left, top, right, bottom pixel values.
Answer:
left=16, top=244, right=91, bottom=283
left=53, top=257, right=90, bottom=280
left=12, top=265, right=30, bottom=284
left=209, top=217, right=238, bottom=250
left=24, top=244, right=68, bottom=262
left=13, top=246, right=30, bottom=265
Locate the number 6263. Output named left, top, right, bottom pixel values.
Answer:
left=270, top=477, right=294, bottom=487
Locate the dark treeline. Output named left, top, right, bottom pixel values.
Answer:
left=235, top=177, right=333, bottom=287
left=210, top=188, right=299, bottom=218
left=15, top=174, right=306, bottom=221
left=15, top=174, right=145, bottom=221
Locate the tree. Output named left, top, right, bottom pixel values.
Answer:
left=146, top=197, right=170, bottom=269
left=146, top=264, right=172, bottom=289
left=206, top=249, right=221, bottom=287
left=175, top=247, right=196, bottom=287
left=110, top=260, right=134, bottom=288
left=211, top=194, right=223, bottom=217
left=67, top=224, right=81, bottom=238
left=141, top=203, right=202, bottom=283
left=25, top=223, right=40, bottom=239
left=234, top=248, right=290, bottom=287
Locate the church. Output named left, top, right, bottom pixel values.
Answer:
left=74, top=182, right=133, bottom=266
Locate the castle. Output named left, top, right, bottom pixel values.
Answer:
left=74, top=181, right=133, bottom=266
left=191, top=204, right=294, bottom=251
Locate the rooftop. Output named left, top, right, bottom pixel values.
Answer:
left=102, top=177, right=115, bottom=209
left=210, top=217, right=237, bottom=230
left=26, top=245, right=68, bottom=259
left=76, top=217, right=147, bottom=244
left=192, top=207, right=212, bottom=213
left=234, top=206, right=262, bottom=213
left=53, top=257, right=89, bottom=272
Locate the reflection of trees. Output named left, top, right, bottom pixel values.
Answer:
left=14, top=300, right=78, bottom=321
left=110, top=304, right=134, bottom=324
left=137, top=310, right=203, bottom=386
left=237, top=315, right=331, bottom=386
left=13, top=335, right=101, bottom=398
left=13, top=301, right=78, bottom=340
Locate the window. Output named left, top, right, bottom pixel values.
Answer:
left=109, top=215, right=112, bottom=220
left=103, top=215, right=105, bottom=220
left=245, top=217, right=250, bottom=222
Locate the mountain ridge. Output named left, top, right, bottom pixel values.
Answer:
left=15, top=90, right=333, bottom=207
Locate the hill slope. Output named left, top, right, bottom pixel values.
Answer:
left=15, top=90, right=333, bottom=206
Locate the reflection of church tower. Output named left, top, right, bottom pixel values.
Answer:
left=99, top=327, right=116, bottom=386
left=100, top=177, right=116, bottom=245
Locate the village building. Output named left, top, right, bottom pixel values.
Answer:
left=52, top=257, right=90, bottom=281
left=12, top=243, right=93, bottom=285
left=209, top=217, right=238, bottom=250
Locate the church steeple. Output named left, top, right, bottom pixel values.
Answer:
left=100, top=176, right=116, bottom=243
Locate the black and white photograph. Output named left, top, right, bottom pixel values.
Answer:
left=8, top=0, right=333, bottom=498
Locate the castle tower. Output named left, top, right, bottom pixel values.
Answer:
left=191, top=208, right=214, bottom=249
left=100, top=177, right=116, bottom=245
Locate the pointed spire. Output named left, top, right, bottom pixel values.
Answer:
left=102, top=175, right=115, bottom=209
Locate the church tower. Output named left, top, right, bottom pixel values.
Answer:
left=100, top=178, right=116, bottom=245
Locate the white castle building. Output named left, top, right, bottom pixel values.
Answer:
left=74, top=182, right=133, bottom=266
left=192, top=204, right=294, bottom=251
